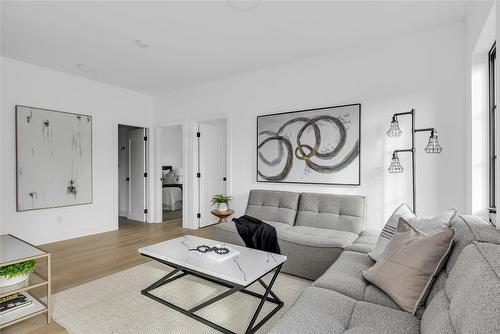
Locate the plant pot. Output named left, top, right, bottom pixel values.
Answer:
left=216, top=203, right=229, bottom=212
left=0, top=273, right=29, bottom=287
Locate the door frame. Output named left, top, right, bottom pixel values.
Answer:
left=195, top=116, right=231, bottom=229
left=113, top=121, right=152, bottom=227
left=153, top=115, right=231, bottom=229
left=155, top=121, right=186, bottom=224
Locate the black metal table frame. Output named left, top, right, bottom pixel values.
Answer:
left=140, top=254, right=284, bottom=334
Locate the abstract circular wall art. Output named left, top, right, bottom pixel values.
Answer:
left=257, top=103, right=360, bottom=185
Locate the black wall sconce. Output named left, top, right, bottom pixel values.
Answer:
left=387, top=108, right=442, bottom=213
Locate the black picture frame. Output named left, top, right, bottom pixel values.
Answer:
left=256, top=103, right=361, bottom=186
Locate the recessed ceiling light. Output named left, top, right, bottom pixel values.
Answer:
left=136, top=40, right=149, bottom=49
left=75, top=64, right=95, bottom=72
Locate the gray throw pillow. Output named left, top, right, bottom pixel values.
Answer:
left=369, top=205, right=457, bottom=261
left=369, top=204, right=415, bottom=261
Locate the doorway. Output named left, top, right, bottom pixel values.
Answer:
left=197, top=119, right=227, bottom=228
left=118, top=124, right=148, bottom=225
left=158, top=125, right=184, bottom=222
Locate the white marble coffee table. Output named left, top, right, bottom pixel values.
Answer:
left=138, top=235, right=287, bottom=334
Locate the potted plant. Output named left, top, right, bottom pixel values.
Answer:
left=211, top=194, right=232, bottom=212
left=0, top=260, right=36, bottom=287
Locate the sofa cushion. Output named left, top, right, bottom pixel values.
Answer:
left=425, top=215, right=500, bottom=307
left=346, top=300, right=420, bottom=334
left=419, top=290, right=453, bottom=334
left=278, top=237, right=345, bottom=280
left=294, top=193, right=366, bottom=234
left=421, top=242, right=500, bottom=334
left=278, top=226, right=358, bottom=248
left=269, top=287, right=419, bottom=334
left=214, top=221, right=353, bottom=280
left=215, top=221, right=357, bottom=248
left=216, top=220, right=290, bottom=234
left=244, top=189, right=300, bottom=226
left=213, top=220, right=290, bottom=247
left=444, top=215, right=500, bottom=272
left=313, top=250, right=401, bottom=310
left=269, top=287, right=355, bottom=334
left=313, top=251, right=373, bottom=299
left=277, top=226, right=358, bottom=280
left=345, top=230, right=379, bottom=253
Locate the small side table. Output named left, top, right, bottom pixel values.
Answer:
left=0, top=234, right=52, bottom=329
left=210, top=209, right=235, bottom=224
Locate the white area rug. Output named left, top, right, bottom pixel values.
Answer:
left=52, top=261, right=311, bottom=334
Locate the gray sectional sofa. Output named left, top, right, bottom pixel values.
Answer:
left=214, top=189, right=373, bottom=280
left=270, top=215, right=500, bottom=333
left=214, top=189, right=500, bottom=333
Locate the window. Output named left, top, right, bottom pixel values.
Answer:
left=488, top=42, right=497, bottom=224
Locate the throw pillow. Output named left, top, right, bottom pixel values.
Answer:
left=368, top=203, right=415, bottom=261
left=369, top=205, right=457, bottom=261
left=164, top=170, right=176, bottom=184
left=362, top=218, right=455, bottom=314
left=408, top=209, right=457, bottom=233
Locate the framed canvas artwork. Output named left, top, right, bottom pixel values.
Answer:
left=16, top=105, right=93, bottom=211
left=257, top=103, right=361, bottom=185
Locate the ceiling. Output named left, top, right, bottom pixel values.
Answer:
left=1, top=1, right=469, bottom=95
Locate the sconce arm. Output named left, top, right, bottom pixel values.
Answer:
left=392, top=109, right=415, bottom=121
left=393, top=148, right=414, bottom=156
left=414, top=128, right=436, bottom=136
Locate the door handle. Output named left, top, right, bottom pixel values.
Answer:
left=126, top=177, right=130, bottom=181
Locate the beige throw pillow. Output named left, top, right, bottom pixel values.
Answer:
left=362, top=218, right=455, bottom=314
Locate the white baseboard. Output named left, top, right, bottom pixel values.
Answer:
left=23, top=224, right=118, bottom=245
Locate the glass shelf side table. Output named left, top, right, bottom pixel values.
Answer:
left=0, top=234, right=52, bottom=329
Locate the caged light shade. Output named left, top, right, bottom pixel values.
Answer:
left=425, top=131, right=442, bottom=153
left=388, top=152, right=404, bottom=173
left=387, top=119, right=402, bottom=137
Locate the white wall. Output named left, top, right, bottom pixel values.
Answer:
left=159, top=125, right=183, bottom=170
left=154, top=23, right=466, bottom=230
left=0, top=57, right=154, bottom=244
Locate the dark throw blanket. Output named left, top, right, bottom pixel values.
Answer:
left=233, top=215, right=281, bottom=254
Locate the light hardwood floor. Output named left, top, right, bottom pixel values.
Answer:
left=2, top=218, right=214, bottom=334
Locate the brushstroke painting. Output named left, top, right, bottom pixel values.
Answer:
left=16, top=105, right=92, bottom=211
left=257, top=104, right=360, bottom=185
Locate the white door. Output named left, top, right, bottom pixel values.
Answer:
left=198, top=123, right=226, bottom=227
left=127, top=128, right=147, bottom=222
